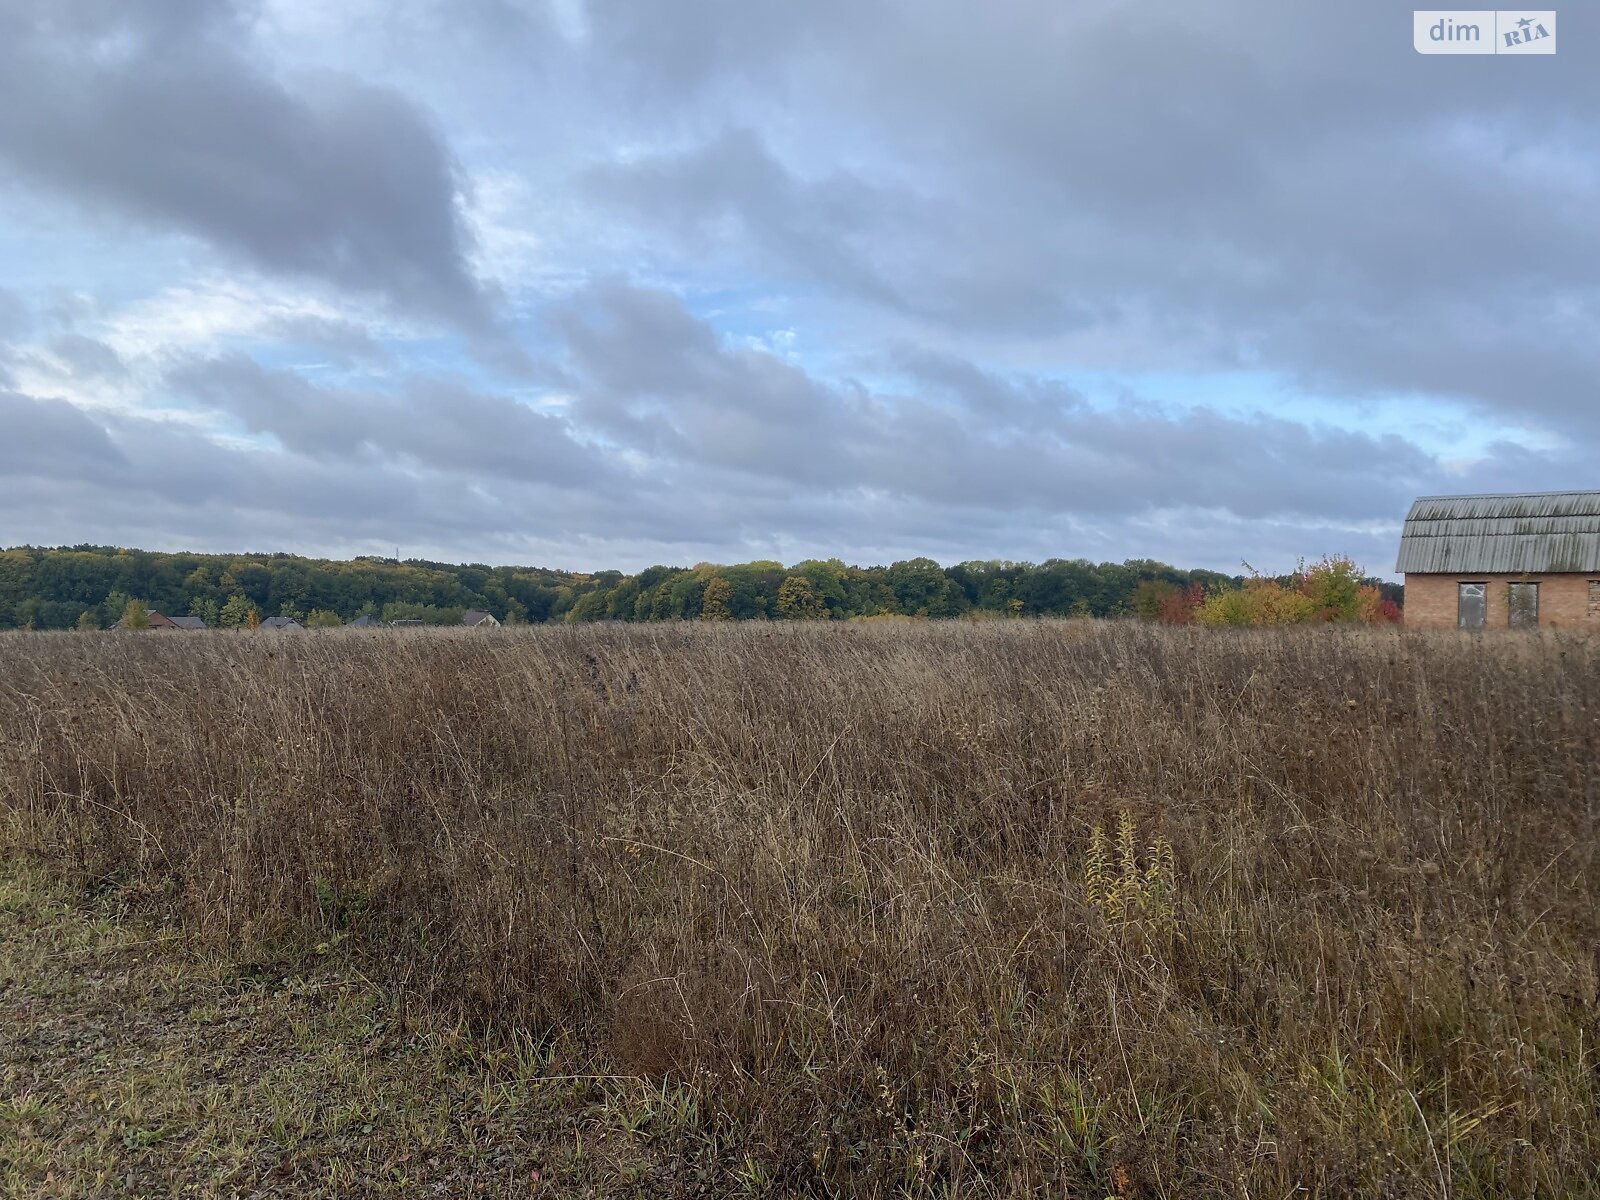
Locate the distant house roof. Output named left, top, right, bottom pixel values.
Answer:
left=461, top=610, right=500, bottom=627
left=169, top=615, right=207, bottom=630
left=144, top=611, right=180, bottom=630
left=1397, top=491, right=1600, bottom=574
left=350, top=614, right=380, bottom=627
left=260, top=615, right=304, bottom=630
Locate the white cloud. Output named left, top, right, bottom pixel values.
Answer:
left=99, top=276, right=390, bottom=361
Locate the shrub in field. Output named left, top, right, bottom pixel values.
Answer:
left=1196, top=576, right=1318, bottom=625
left=1158, top=581, right=1205, bottom=624
left=1301, top=554, right=1400, bottom=623
left=1134, top=579, right=1206, bottom=624
left=1, top=622, right=1596, bottom=1196
left=1199, top=556, right=1400, bottom=626
left=1131, top=578, right=1178, bottom=620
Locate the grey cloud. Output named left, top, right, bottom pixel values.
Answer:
left=583, top=130, right=1094, bottom=335
left=585, top=130, right=907, bottom=311
left=11, top=0, right=241, bottom=43
left=166, top=354, right=607, bottom=487
left=1, top=429, right=462, bottom=555
left=0, top=391, right=125, bottom=476
left=580, top=0, right=848, bottom=98
left=0, top=383, right=624, bottom=560
left=4, top=0, right=1596, bottom=574
left=114, top=426, right=411, bottom=519
left=0, top=341, right=1580, bottom=576
left=0, top=289, right=25, bottom=388
left=0, top=282, right=1459, bottom=575
left=573, top=0, right=1600, bottom=432
left=0, top=0, right=492, bottom=327
left=588, top=116, right=1600, bottom=413
left=551, top=280, right=864, bottom=484
left=547, top=280, right=1437, bottom=530
left=263, top=316, right=391, bottom=369
left=894, top=347, right=1087, bottom=424
left=46, top=334, right=127, bottom=381
left=411, top=0, right=554, bottom=55
left=1268, top=300, right=1600, bottom=441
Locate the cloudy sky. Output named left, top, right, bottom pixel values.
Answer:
left=1, top=0, right=1594, bottom=576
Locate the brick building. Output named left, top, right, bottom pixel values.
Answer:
left=1397, top=491, right=1600, bottom=630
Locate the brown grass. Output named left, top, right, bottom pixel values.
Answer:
left=0, top=856, right=672, bottom=1198
left=2, top=621, right=1598, bottom=1196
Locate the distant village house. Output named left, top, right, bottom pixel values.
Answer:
left=118, top=606, right=503, bottom=633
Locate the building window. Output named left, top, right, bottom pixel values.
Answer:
left=1457, top=582, right=1486, bottom=630
left=1507, top=581, right=1539, bottom=628
left=1590, top=580, right=1600, bottom=619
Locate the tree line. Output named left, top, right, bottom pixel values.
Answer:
left=0, top=545, right=1401, bottom=630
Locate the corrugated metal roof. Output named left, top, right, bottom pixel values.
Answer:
left=1396, top=490, right=1600, bottom=573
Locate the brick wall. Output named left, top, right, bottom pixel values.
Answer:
left=1404, top=573, right=1600, bottom=630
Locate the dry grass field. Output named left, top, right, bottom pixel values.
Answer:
left=3, top=621, right=1598, bottom=1197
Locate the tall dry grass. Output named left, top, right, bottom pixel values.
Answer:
left=2, top=621, right=1597, bottom=1196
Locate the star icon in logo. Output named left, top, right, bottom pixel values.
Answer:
left=1517, top=16, right=1533, bottom=30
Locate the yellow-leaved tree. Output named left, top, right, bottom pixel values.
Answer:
left=700, top=576, right=733, bottom=621
left=776, top=574, right=826, bottom=620
left=119, top=599, right=151, bottom=630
